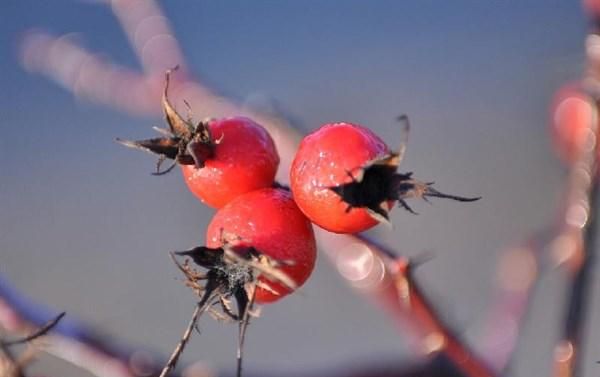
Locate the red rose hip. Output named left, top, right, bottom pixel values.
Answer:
left=290, top=118, right=480, bottom=233
left=118, top=69, right=279, bottom=208
left=290, top=122, right=390, bottom=233
left=180, top=116, right=279, bottom=208
left=206, top=188, right=317, bottom=303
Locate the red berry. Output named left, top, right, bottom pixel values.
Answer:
left=117, top=70, right=279, bottom=208
left=291, top=122, right=390, bottom=233
left=290, top=120, right=480, bottom=234
left=206, top=188, right=317, bottom=303
left=550, top=85, right=598, bottom=164
left=181, top=117, right=279, bottom=208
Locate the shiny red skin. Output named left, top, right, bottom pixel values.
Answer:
left=206, top=188, right=317, bottom=303
left=181, top=117, right=279, bottom=208
left=550, top=85, right=598, bottom=164
left=290, top=122, right=390, bottom=234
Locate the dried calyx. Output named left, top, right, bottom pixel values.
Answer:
left=170, top=241, right=297, bottom=377
left=172, top=242, right=297, bottom=321
left=174, top=245, right=256, bottom=320
left=329, top=115, right=481, bottom=224
left=116, top=67, right=218, bottom=175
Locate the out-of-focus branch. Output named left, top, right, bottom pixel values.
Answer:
left=0, top=271, right=479, bottom=377
left=477, top=232, right=547, bottom=373
left=0, top=277, right=155, bottom=377
left=110, top=0, right=188, bottom=75
left=549, top=15, right=600, bottom=377
left=18, top=30, right=299, bottom=180
left=551, top=119, right=597, bottom=377
left=317, top=231, right=497, bottom=377
left=470, top=9, right=600, bottom=376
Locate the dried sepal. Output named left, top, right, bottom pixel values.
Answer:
left=171, top=242, right=298, bottom=314
left=118, top=67, right=217, bottom=174
left=328, top=115, right=480, bottom=224
left=174, top=246, right=224, bottom=269
left=116, top=137, right=181, bottom=160
left=162, top=66, right=193, bottom=139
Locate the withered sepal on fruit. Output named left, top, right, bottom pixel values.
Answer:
left=117, top=67, right=217, bottom=175
left=328, top=116, right=481, bottom=225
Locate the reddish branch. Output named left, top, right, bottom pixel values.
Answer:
left=313, top=229, right=497, bottom=377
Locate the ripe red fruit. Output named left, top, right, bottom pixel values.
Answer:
left=118, top=70, right=279, bottom=208
left=180, top=117, right=279, bottom=208
left=291, top=122, right=390, bottom=233
left=290, top=120, right=480, bottom=234
left=205, top=188, right=317, bottom=303
left=550, top=85, right=598, bottom=164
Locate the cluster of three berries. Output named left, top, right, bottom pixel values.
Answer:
left=120, top=73, right=478, bottom=304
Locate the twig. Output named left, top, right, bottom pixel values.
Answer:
left=159, top=301, right=208, bottom=377
left=0, top=311, right=65, bottom=377
left=0, top=277, right=150, bottom=377
left=236, top=285, right=257, bottom=377
left=0, top=340, right=24, bottom=377
left=2, top=312, right=65, bottom=347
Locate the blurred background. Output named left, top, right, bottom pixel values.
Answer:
left=0, top=1, right=594, bottom=377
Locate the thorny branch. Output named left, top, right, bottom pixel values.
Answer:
left=12, top=1, right=600, bottom=377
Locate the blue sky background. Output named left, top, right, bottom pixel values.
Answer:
left=0, top=1, right=594, bottom=376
